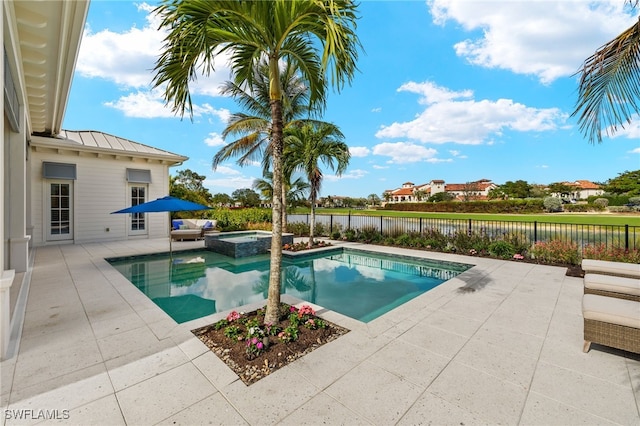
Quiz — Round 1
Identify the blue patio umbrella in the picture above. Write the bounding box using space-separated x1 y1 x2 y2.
112 196 212 255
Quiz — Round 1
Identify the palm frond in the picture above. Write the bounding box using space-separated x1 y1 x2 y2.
572 17 640 144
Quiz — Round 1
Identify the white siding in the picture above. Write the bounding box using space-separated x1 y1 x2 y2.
30 149 172 246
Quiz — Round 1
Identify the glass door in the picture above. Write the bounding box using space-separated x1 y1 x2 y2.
129 185 147 235
48 181 73 241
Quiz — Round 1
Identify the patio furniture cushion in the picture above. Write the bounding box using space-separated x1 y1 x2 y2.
581 259 640 278
582 294 640 329
584 273 640 300
172 219 184 230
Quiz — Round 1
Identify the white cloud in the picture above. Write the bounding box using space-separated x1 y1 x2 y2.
324 169 368 181
629 148 640 154
372 165 389 169
608 117 640 140
399 81 473 105
376 81 566 144
214 165 241 175
205 165 256 191
372 107 382 113
204 176 256 192
104 91 231 120
349 146 371 157
372 142 439 163
428 0 635 84
104 91 175 118
77 2 232 116
204 132 226 147
194 104 231 123
449 150 468 159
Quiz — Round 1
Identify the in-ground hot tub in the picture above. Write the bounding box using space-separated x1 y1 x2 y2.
204 230 294 258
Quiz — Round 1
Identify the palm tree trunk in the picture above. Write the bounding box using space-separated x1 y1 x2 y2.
308 192 316 248
265 58 284 325
281 192 287 233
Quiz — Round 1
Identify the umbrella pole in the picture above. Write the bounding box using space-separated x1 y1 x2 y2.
168 212 173 258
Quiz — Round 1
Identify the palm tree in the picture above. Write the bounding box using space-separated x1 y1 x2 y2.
252 171 310 209
213 60 318 231
152 0 361 324
285 123 350 247
572 2 640 144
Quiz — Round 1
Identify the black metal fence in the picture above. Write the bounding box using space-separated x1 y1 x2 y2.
288 213 640 254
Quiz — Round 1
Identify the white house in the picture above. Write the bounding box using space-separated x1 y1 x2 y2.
30 130 187 246
1 1 187 359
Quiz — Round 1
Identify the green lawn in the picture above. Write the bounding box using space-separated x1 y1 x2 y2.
291 208 640 226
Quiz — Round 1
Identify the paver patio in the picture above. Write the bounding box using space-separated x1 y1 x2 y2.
1 238 638 425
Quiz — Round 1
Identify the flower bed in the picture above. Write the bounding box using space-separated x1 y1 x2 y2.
192 303 349 385
282 240 332 252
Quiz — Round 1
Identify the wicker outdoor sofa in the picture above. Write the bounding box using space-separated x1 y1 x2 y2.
581 259 640 355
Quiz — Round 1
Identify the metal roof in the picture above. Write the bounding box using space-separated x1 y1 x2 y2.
31 130 188 164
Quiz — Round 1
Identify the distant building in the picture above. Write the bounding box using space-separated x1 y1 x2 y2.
384 179 497 203
548 180 604 200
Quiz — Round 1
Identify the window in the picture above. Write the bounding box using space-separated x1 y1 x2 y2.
130 186 146 231
42 162 76 180
126 168 151 183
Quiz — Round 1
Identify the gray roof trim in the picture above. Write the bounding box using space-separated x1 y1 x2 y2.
30 130 189 164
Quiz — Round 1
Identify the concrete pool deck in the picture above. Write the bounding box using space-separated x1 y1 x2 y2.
1 238 639 425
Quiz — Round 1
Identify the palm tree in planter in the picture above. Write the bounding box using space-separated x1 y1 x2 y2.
213 60 323 232
285 123 350 248
152 0 361 325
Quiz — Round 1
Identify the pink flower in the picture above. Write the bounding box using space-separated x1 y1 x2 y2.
513 254 524 260
226 311 240 322
256 342 264 350
298 305 315 316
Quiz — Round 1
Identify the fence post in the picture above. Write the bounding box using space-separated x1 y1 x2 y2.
348 211 351 230
625 224 629 251
306 214 309 225
380 215 383 235
420 217 423 235
467 219 472 236
330 215 333 235
534 221 537 243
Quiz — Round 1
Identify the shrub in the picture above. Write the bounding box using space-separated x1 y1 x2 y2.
488 241 516 259
394 233 412 247
502 232 530 255
543 197 562 212
358 226 383 243
287 222 310 236
628 197 640 206
421 228 448 250
330 230 341 240
207 208 272 231
314 222 328 236
582 243 640 263
530 239 580 265
343 229 357 241
246 221 272 231
593 198 609 208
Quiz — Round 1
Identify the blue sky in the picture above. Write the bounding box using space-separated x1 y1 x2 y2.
63 0 640 198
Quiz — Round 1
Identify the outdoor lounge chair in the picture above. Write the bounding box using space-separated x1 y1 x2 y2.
582 294 640 354
583 273 640 302
582 259 640 355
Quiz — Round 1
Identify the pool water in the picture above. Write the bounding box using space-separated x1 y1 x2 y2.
107 248 471 323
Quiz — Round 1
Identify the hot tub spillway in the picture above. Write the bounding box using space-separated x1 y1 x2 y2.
204 231 294 258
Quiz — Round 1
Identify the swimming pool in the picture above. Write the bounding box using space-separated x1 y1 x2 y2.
107 248 472 324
